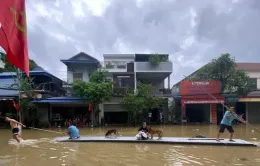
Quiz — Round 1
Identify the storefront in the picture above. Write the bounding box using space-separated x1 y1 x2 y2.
181 96 224 124
180 80 222 124
239 96 260 123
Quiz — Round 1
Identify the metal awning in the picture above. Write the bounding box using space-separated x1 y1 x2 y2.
32 97 86 103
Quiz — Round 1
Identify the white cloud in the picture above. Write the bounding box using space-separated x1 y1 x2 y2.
21 0 260 87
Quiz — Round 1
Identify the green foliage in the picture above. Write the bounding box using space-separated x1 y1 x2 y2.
9 70 37 122
0 54 38 72
89 69 108 83
105 62 114 69
72 80 112 104
192 53 254 95
72 69 113 126
122 82 162 125
148 54 168 66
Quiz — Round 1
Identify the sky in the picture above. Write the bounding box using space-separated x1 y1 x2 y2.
22 0 260 85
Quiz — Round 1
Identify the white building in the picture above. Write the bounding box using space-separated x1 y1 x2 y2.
102 54 173 123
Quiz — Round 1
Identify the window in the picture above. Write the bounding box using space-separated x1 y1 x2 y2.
248 78 257 90
73 72 83 81
117 64 126 69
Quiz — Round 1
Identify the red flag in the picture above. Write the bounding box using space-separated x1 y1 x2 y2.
0 0 29 76
88 104 92 112
12 100 20 111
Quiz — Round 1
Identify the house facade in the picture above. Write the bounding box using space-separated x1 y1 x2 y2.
236 63 260 123
33 53 173 126
101 54 173 124
61 52 101 95
0 68 66 127
33 52 100 127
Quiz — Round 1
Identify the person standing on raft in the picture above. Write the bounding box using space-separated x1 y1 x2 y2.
217 107 246 142
2 116 26 143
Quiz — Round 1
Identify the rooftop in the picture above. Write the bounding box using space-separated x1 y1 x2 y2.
236 63 260 71
61 52 101 67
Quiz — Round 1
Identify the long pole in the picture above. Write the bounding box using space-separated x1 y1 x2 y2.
28 127 65 134
17 68 22 123
183 75 260 133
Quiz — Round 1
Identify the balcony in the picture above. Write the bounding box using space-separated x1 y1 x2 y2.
113 87 134 97
135 62 173 73
103 61 134 73
152 88 172 97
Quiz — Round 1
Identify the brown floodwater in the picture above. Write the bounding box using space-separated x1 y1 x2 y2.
0 125 260 166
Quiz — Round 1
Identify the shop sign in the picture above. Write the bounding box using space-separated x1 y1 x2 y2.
180 80 221 96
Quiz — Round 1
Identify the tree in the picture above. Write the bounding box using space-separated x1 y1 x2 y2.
72 69 112 126
0 52 38 72
9 70 37 124
192 53 255 95
122 82 162 125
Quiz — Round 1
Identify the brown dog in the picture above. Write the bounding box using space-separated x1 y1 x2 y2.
147 126 163 140
105 129 119 138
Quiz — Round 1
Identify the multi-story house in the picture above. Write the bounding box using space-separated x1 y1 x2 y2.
101 54 173 124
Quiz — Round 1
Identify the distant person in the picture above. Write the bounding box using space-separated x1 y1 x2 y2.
148 112 152 123
159 112 163 123
67 122 80 139
136 122 149 140
1 116 26 143
216 107 246 142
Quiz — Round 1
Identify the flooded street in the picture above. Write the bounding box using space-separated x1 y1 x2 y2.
0 125 260 166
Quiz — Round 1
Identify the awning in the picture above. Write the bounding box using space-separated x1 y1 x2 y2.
32 97 86 103
0 89 19 97
182 95 224 104
183 100 224 104
239 98 260 102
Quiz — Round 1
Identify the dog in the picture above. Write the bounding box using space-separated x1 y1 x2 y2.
105 129 119 138
193 134 207 138
147 126 163 140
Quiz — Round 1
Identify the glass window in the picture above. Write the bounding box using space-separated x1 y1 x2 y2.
73 72 83 81
249 78 257 90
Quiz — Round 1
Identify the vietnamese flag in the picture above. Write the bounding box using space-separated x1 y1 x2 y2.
12 100 20 111
0 0 29 76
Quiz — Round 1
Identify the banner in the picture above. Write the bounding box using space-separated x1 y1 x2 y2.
180 80 221 96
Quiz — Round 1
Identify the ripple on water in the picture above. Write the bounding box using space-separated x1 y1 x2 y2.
163 148 221 166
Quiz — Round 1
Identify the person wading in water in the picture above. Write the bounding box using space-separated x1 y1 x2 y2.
2 116 26 143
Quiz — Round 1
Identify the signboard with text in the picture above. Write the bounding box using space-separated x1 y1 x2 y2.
180 80 221 96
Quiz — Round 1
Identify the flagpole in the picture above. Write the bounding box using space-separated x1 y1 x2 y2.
17 68 22 123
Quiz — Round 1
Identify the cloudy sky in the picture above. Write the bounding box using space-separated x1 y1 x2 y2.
25 0 260 86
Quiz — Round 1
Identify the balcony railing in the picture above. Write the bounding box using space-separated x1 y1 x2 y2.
113 87 134 97
152 88 172 97
101 61 134 72
135 62 173 72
